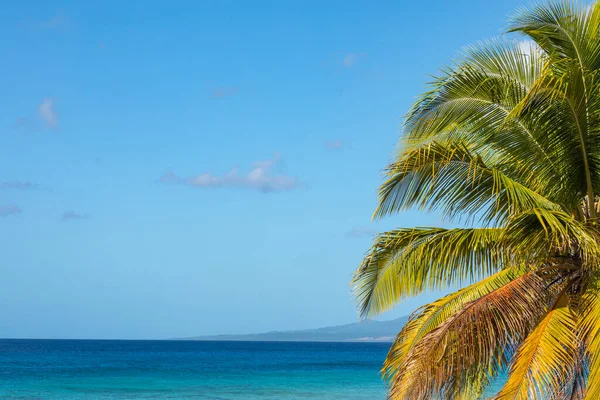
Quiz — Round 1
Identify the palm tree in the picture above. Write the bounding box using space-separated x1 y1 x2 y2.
351 1 600 399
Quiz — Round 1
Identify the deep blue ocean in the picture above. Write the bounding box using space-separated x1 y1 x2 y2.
0 339 504 399
0 340 389 399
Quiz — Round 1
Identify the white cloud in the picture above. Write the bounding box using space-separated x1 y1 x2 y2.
62 211 90 221
342 53 365 67
346 226 377 238
39 98 58 128
0 205 22 217
158 154 299 193
325 139 344 150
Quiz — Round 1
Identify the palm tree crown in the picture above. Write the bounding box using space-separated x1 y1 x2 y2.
352 1 600 399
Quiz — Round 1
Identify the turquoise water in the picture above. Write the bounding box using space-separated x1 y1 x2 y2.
0 340 388 399
0 339 504 399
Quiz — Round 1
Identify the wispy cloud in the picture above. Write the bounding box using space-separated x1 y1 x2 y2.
324 139 345 150
12 98 59 133
0 181 39 191
342 53 366 67
158 154 299 193
13 99 57 133
212 87 240 98
346 226 377 238
0 205 22 218
39 98 58 128
62 211 90 221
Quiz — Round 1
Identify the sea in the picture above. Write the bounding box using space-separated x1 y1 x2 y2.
0 339 504 399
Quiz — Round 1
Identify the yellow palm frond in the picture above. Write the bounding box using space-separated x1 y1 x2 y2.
382 267 526 382
389 272 547 400
579 272 600 399
494 293 578 400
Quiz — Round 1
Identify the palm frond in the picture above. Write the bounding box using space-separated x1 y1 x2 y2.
509 1 600 214
352 227 504 318
494 292 578 400
504 208 600 263
401 40 569 205
547 347 588 400
389 272 548 400
579 272 600 399
509 1 600 71
374 141 562 224
382 267 527 382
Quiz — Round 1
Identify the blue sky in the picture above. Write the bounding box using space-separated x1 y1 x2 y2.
0 0 526 339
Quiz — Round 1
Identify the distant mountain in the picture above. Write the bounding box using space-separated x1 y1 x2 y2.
180 316 409 342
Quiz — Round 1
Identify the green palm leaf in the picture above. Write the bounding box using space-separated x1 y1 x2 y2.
352 227 504 317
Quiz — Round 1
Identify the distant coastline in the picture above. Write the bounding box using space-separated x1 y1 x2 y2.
176 317 408 342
